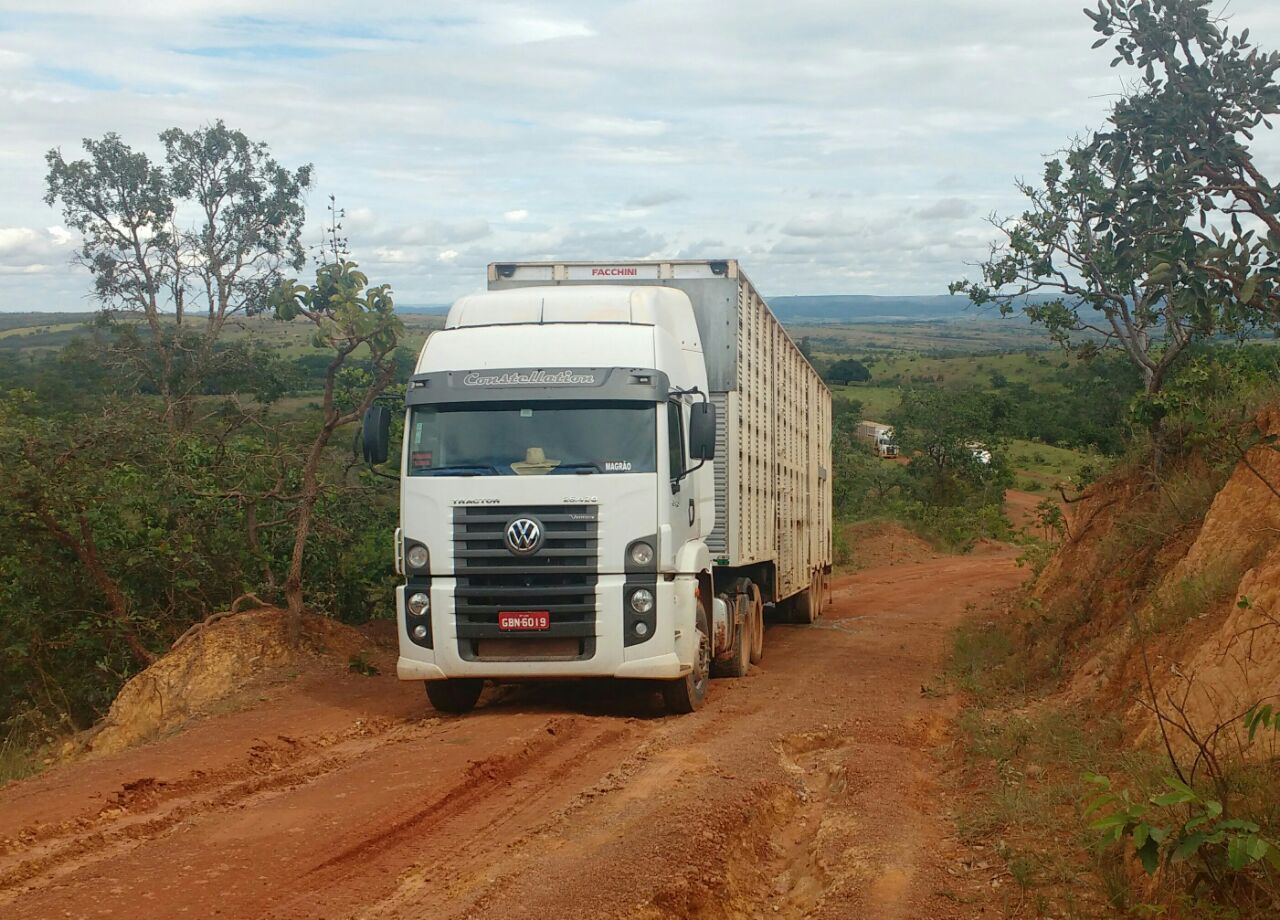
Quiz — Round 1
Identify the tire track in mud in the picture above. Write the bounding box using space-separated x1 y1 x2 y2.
356 681 762 919
359 724 702 918
0 716 427 899
2 550 1028 920
266 715 652 918
0 713 626 911
304 717 586 876
2 718 403 852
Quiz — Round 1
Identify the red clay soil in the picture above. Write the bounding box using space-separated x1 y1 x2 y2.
0 549 1028 919
839 520 937 570
1004 488 1050 531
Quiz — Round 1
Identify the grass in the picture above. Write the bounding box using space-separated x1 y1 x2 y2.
830 382 900 418
0 312 444 361
0 321 86 340
1145 558 1248 633
828 350 1071 422
790 319 1055 355
948 618 1169 916
0 733 41 784
1007 438 1101 486
0 311 90 332
942 450 1280 916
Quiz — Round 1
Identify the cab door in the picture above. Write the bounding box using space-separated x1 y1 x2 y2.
663 398 699 559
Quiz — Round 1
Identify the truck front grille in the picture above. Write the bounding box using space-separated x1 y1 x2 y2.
452 505 598 660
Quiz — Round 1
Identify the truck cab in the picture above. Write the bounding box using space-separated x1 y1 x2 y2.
392 285 718 713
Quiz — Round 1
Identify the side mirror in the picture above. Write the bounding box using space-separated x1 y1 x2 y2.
689 401 717 461
362 405 391 465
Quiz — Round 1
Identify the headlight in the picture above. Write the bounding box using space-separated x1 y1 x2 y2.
406 544 429 570
629 541 654 567
629 588 654 614
407 592 430 616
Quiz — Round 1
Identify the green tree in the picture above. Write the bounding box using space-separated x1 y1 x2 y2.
951 142 1214 397
831 430 910 518
1089 0 1280 318
953 1 1280 399
824 358 872 385
45 123 312 428
888 387 1012 507
271 241 403 643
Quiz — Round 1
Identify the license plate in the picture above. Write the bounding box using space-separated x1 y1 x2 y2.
498 611 550 631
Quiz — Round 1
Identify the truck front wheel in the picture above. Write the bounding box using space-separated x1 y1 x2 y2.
663 603 710 714
748 582 765 664
425 678 484 714
711 593 751 679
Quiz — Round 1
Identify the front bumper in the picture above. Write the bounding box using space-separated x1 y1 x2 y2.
394 576 696 681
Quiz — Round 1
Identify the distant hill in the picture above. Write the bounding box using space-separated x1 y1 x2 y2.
398 295 1018 323
397 304 451 315
765 294 1013 323
2 295 1048 326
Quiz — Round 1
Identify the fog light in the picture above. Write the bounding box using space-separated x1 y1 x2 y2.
629 588 654 614
629 541 654 567
406 544 429 570
634 621 649 637
412 624 428 640
407 592 430 615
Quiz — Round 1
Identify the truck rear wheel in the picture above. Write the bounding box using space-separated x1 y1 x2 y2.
425 678 484 714
791 586 816 624
663 603 710 714
748 582 764 664
711 593 750 679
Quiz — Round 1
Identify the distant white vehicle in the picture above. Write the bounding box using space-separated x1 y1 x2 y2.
966 442 992 465
855 420 898 458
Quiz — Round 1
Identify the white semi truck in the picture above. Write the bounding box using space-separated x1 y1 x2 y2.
362 259 832 714
855 420 898 458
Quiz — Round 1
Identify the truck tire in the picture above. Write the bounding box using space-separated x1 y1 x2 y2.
748 582 764 664
791 587 816 625
425 678 484 714
711 594 750 679
663 603 710 713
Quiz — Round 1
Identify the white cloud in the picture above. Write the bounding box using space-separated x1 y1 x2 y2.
916 198 977 221
486 13 596 45
4 0 1280 310
780 212 861 239
562 116 669 138
624 190 687 209
0 226 76 274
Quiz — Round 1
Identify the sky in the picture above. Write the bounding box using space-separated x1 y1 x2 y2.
2 0 1280 311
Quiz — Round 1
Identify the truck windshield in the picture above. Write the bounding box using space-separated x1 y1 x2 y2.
408 402 657 476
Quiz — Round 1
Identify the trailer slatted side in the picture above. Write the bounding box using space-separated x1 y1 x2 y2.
486 259 832 603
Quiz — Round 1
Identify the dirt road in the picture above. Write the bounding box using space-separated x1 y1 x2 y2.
0 547 1026 919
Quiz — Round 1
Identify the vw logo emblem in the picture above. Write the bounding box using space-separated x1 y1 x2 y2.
504 517 543 555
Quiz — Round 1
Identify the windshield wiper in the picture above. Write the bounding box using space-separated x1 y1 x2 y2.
549 462 601 474
422 464 499 476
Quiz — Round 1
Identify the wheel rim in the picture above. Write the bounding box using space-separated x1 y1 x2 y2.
749 584 763 653
693 623 710 693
